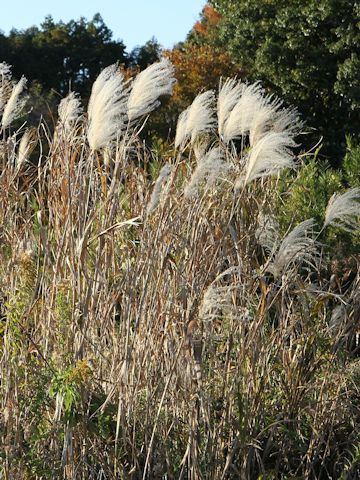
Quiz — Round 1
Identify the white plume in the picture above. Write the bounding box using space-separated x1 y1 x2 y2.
16 129 34 170
255 213 280 256
0 62 11 79
0 86 7 113
272 105 302 136
240 131 297 186
221 82 264 143
328 304 346 334
324 187 360 232
217 78 244 138
58 92 82 134
175 109 189 149
147 164 174 215
175 90 216 148
266 219 319 278
184 147 230 198
2 76 27 129
220 81 301 146
0 64 12 113
249 95 282 147
198 285 234 321
198 266 243 322
87 64 129 151
103 145 115 168
127 58 176 121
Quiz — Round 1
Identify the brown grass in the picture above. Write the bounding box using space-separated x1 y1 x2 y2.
1 82 360 480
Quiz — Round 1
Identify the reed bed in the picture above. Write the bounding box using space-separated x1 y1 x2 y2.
1 60 360 479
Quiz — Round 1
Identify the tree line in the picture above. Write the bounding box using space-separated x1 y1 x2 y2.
2 2 360 161
0 14 163 95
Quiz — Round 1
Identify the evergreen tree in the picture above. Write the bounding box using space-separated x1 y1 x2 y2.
1 14 128 97
209 0 360 160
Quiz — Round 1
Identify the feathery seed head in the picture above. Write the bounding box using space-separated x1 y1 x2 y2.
147 163 174 215
0 62 11 80
255 213 280 256
87 64 130 151
193 139 210 162
58 91 83 134
220 80 301 146
188 90 216 145
0 64 12 113
0 86 7 113
16 129 35 170
272 105 302 136
221 82 264 143
324 187 360 232
175 90 216 148
266 218 320 278
184 147 229 199
217 78 244 138
199 285 233 321
127 58 176 121
175 108 189 149
1 76 27 129
103 144 115 168
328 304 346 334
241 131 297 186
199 266 242 322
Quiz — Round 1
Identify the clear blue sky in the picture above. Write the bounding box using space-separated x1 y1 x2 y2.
0 0 207 52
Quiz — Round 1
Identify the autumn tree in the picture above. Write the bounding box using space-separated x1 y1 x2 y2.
142 5 244 142
187 4 224 49
136 43 244 143
165 45 244 111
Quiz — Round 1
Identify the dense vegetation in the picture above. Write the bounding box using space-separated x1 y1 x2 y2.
1 3 360 479
0 15 162 127
205 0 360 161
2 2 360 160
0 15 163 97
1 54 360 478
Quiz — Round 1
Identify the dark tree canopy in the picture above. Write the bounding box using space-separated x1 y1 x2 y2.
209 0 360 160
0 14 128 97
129 37 161 70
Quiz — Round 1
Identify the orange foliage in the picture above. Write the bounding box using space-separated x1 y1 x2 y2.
140 45 245 141
203 4 222 23
194 21 207 35
194 4 222 36
127 5 242 141
164 45 245 110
